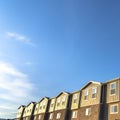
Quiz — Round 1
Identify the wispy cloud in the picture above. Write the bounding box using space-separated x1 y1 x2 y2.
6 32 35 47
0 61 34 118
25 61 32 65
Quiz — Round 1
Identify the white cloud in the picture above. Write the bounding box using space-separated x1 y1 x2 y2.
0 61 34 118
6 32 35 46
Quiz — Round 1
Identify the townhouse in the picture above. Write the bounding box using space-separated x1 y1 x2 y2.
69 90 81 120
33 97 49 120
79 81 103 120
53 92 70 120
47 97 56 120
16 105 25 120
16 77 120 120
106 78 120 120
22 102 35 120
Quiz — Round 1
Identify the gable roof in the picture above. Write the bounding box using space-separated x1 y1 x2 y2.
38 96 49 103
27 101 36 107
104 77 120 84
81 81 102 90
56 91 70 98
18 105 26 109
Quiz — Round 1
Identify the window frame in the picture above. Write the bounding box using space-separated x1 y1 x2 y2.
92 87 97 99
56 113 61 119
72 111 78 118
110 104 118 114
85 108 91 116
110 82 116 95
84 89 89 100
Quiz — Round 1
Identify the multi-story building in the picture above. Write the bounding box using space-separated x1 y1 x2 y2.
16 105 25 120
106 78 120 120
22 102 35 120
16 77 120 120
79 81 103 120
69 90 81 120
53 92 70 120
47 97 56 120
33 97 49 120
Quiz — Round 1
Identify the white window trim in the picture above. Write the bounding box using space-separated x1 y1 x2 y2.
56 113 61 119
84 89 89 100
92 87 97 99
49 113 53 119
110 82 116 95
72 111 77 118
110 104 118 114
85 108 91 116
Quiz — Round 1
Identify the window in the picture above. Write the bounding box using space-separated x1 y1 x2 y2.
56 113 61 119
35 107 38 111
84 90 89 100
51 100 55 107
73 94 78 103
110 104 118 114
40 103 42 109
34 116 37 120
43 102 46 109
72 111 77 118
49 113 53 119
92 87 97 98
85 108 91 116
38 115 42 120
57 98 60 106
110 82 116 95
62 96 66 105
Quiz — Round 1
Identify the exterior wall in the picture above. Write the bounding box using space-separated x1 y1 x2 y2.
46 112 54 120
23 116 33 120
38 98 49 114
33 113 46 120
69 109 79 120
79 104 100 120
52 109 69 120
48 98 56 112
34 103 40 115
22 103 35 119
108 102 120 120
81 83 101 107
107 80 120 103
23 107 27 118
70 91 80 110
55 93 69 111
16 106 25 119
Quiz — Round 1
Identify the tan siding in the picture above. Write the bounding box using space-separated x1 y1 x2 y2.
16 106 24 118
80 83 101 107
55 93 69 111
71 91 80 110
107 80 120 103
48 98 56 112
38 98 49 114
23 107 27 117
34 103 40 115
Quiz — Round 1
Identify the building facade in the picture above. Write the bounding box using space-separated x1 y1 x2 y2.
69 90 80 120
79 81 103 120
106 78 120 120
53 92 70 120
16 105 25 120
33 97 49 120
47 97 56 120
22 102 35 120
16 77 120 120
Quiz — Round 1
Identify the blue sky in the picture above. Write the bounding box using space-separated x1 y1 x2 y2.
0 0 120 118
